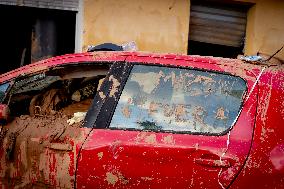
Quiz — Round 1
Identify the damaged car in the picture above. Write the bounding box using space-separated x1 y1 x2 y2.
0 51 283 188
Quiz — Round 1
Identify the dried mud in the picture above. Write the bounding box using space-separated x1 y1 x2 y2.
0 99 92 188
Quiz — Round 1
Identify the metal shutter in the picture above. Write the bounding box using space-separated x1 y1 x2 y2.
189 2 247 47
0 0 78 11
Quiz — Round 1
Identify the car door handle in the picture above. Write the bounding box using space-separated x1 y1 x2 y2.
194 157 231 168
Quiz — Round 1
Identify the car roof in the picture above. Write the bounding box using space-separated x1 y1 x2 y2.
0 51 267 83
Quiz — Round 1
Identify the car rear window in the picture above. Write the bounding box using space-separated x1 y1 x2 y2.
109 65 247 134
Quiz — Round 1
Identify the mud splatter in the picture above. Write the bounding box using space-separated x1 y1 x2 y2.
192 106 207 129
118 172 129 185
122 105 131 118
163 104 173 117
190 75 215 85
144 134 157 144
109 75 120 99
0 113 89 188
193 143 199 150
149 102 158 115
99 91 106 99
97 152 104 160
135 132 147 143
105 172 118 186
141 176 153 181
260 127 274 143
161 135 175 145
135 132 157 145
175 104 186 122
97 78 105 91
259 78 273 126
105 170 129 186
215 107 227 120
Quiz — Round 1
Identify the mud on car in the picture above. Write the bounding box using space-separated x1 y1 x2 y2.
0 51 283 188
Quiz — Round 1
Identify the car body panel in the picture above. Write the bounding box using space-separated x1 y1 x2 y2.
229 66 284 188
76 55 262 188
0 123 91 188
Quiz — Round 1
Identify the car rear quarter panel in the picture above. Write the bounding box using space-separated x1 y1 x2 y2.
230 66 284 188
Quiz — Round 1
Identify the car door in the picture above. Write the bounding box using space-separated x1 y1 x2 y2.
0 59 123 188
76 57 259 189
0 72 95 188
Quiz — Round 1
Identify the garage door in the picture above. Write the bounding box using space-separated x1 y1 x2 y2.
189 2 248 47
0 0 78 11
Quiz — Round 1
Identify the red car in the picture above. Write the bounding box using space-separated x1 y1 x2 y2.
0 51 283 188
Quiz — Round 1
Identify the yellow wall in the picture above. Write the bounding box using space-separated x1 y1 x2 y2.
245 0 284 60
83 0 284 60
83 0 190 54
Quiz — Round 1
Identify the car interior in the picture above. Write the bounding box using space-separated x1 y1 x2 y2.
6 63 110 119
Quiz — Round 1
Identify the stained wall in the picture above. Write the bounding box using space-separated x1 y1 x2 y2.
82 0 284 60
83 0 190 54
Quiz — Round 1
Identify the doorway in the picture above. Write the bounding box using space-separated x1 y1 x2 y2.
188 0 251 58
0 5 76 74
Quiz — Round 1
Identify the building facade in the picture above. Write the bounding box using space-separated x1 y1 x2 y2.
0 0 283 74
81 0 284 60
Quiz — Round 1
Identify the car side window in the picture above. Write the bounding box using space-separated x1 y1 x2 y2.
0 82 10 103
109 65 246 134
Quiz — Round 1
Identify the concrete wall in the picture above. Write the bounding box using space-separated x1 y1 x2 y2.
245 0 284 60
82 0 284 60
83 0 190 54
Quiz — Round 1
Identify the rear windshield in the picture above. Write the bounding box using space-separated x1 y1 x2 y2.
109 65 247 135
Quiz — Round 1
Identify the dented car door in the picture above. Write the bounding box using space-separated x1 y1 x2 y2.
77 58 260 188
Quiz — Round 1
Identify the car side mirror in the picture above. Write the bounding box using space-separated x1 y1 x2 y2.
0 104 10 124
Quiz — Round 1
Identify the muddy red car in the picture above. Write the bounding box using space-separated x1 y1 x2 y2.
0 51 283 188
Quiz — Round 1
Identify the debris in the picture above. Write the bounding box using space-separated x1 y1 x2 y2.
239 55 263 62
121 41 138 51
71 91 81 102
67 112 87 125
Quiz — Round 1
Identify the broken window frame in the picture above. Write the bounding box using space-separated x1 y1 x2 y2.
4 62 111 95
2 61 112 119
94 62 248 136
